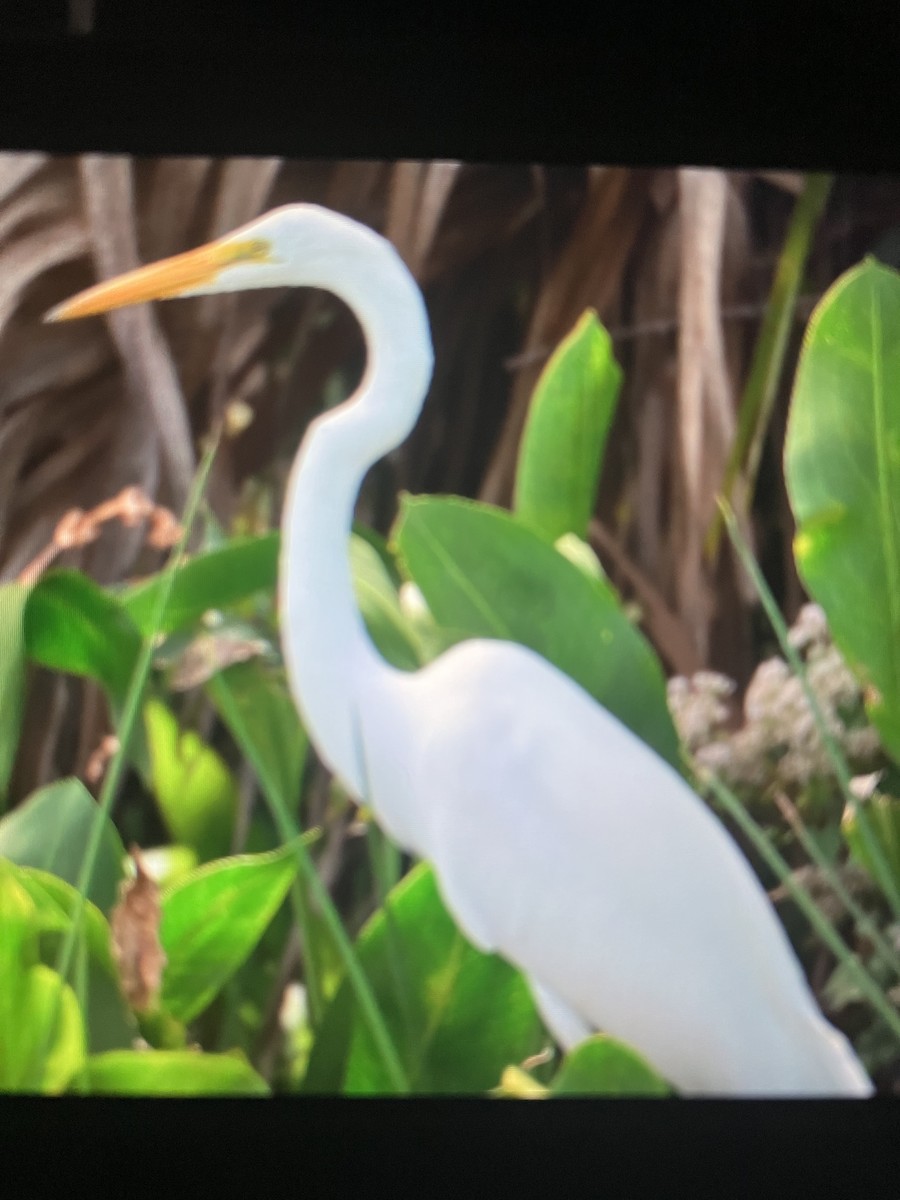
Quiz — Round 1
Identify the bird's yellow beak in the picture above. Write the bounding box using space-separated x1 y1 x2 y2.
45 236 274 322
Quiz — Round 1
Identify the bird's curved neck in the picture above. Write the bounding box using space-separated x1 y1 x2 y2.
278 233 433 800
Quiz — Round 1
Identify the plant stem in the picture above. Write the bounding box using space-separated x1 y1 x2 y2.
206 670 326 1030
40 434 221 1074
721 499 900 920
705 173 833 561
703 771 900 1046
771 789 900 983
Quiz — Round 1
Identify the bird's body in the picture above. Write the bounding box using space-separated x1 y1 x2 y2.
49 203 873 1096
345 636 871 1095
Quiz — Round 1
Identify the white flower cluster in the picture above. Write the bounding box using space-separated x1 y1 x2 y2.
667 605 882 791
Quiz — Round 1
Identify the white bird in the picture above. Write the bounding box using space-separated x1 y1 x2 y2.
48 203 873 1096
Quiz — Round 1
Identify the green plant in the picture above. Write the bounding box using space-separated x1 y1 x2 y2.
1 291 899 1095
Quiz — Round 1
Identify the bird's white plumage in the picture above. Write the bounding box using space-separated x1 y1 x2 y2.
363 638 871 1094
52 203 873 1096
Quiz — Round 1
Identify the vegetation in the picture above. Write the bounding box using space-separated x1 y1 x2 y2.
0 158 899 1093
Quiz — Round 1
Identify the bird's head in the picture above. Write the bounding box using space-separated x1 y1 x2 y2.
44 204 382 323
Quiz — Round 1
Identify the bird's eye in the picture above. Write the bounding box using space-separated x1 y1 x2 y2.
225 237 276 266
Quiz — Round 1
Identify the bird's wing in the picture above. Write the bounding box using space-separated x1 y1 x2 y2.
403 639 841 1091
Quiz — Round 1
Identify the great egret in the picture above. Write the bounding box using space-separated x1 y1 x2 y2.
48 204 873 1096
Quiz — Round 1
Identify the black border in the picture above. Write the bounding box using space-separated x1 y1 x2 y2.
4 1095 899 1195
0 5 898 168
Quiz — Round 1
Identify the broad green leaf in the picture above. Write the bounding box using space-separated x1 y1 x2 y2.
550 1034 671 1096
144 698 237 862
514 310 622 543
0 864 86 1093
352 522 404 585
785 258 900 761
554 532 606 581
0 861 35 1059
17 866 115 975
0 778 125 911
394 496 679 767
206 660 307 818
0 581 29 804
303 863 544 1094
6 965 86 1093
351 533 421 670
159 840 302 1024
2 862 134 1055
395 581 467 666
122 533 279 635
80 1049 269 1096
24 570 142 713
80 965 136 1054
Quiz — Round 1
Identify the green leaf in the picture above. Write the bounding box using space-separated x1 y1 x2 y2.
80 966 137 1055
24 570 142 713
494 1065 550 1097
129 844 198 886
144 697 237 862
4 863 135 1056
80 1049 269 1096
0 864 86 1093
352 522 405 585
0 860 36 1051
785 258 900 762
8 965 86 1093
351 533 422 670
842 791 900 899
304 863 544 1094
122 534 279 636
554 532 607 582
206 659 307 818
0 581 30 804
0 778 126 911
394 496 679 766
136 1007 189 1051
709 173 833 558
159 840 303 1024
514 310 622 543
17 866 115 975
549 1034 672 1096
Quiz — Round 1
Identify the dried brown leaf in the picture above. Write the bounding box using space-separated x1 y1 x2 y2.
325 161 389 221
626 174 681 581
386 161 461 275
168 631 268 691
0 172 75 248
141 156 214 261
755 171 805 196
0 153 49 209
193 157 282 338
0 216 89 343
0 318 108 412
480 168 651 506
84 734 119 786
386 161 426 265
206 157 281 240
677 168 732 527
110 846 167 1013
675 169 751 659
78 155 195 505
